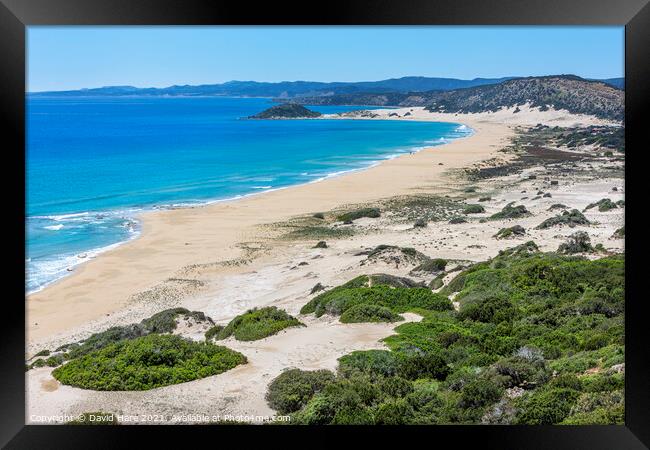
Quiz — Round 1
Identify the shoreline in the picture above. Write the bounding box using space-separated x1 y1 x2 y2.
26 118 471 296
27 105 615 344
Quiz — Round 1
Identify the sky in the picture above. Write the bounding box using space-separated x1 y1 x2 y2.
27 26 624 92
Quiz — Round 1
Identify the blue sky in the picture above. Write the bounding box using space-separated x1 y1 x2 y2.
27 26 624 92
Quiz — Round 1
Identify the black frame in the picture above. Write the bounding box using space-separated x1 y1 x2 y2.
2 0 648 447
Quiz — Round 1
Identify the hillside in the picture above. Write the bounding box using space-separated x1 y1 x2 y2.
425 76 624 121
248 103 322 119
28 75 622 98
293 76 624 121
29 76 514 97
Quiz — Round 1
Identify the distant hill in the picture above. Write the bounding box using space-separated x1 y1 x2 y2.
28 76 520 97
292 75 624 121
424 75 624 121
249 103 321 119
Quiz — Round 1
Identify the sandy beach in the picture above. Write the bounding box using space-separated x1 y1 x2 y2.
26 105 624 423
27 105 617 345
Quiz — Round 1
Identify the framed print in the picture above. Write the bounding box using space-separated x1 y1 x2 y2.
1 0 649 447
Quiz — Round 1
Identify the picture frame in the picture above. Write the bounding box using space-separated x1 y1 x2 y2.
2 0 648 447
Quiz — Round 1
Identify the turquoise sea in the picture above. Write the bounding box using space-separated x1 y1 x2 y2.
26 97 471 293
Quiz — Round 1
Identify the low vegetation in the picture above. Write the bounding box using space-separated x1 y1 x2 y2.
52 334 247 391
28 308 214 369
536 209 590 229
463 204 486 214
301 274 451 320
274 244 624 424
336 208 380 222
211 306 303 341
493 225 526 239
266 369 336 414
557 231 594 254
585 198 618 212
489 203 530 220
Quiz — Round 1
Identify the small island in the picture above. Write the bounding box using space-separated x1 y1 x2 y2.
248 103 322 119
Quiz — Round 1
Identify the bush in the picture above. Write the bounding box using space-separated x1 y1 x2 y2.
397 352 450 381
493 225 526 239
340 303 403 323
378 376 414 398
337 208 380 222
557 231 594 254
266 369 336 414
536 209 590 229
492 353 550 389
463 204 485 214
489 203 530 220
410 258 448 274
205 325 224 342
585 198 617 212
458 378 504 409
515 388 580 424
312 212 325 219
449 216 467 224
338 350 400 379
458 296 516 324
214 307 303 341
373 398 415 424
313 241 328 248
303 285 451 319
52 334 247 391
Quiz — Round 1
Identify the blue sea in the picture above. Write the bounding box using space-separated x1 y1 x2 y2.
26 97 472 293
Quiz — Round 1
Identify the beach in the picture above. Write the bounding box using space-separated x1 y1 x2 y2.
26 106 624 423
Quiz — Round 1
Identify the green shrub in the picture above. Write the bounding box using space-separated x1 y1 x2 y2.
303 285 451 319
214 307 303 341
338 350 400 379
458 296 516 324
557 231 594 254
489 203 530 220
337 208 380 222
378 376 414 398
45 354 66 367
536 209 590 229
397 352 450 381
410 258 448 274
612 226 624 238
331 407 375 425
266 369 336 414
585 198 617 212
458 378 504 409
449 216 467 224
340 303 403 323
492 351 550 389
205 325 224 341
52 334 247 391
493 225 526 239
373 398 415 424
515 388 581 424
463 204 485 214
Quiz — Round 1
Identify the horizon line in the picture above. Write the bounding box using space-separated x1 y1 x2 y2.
27 73 625 94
